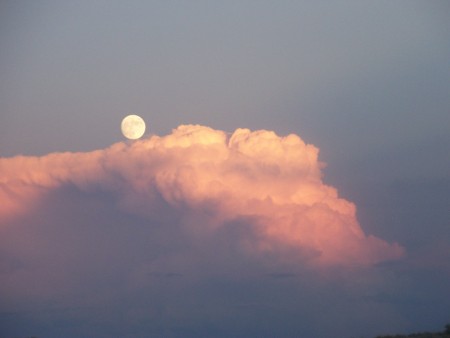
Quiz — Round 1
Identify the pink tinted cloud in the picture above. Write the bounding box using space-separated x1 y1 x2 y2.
0 124 404 266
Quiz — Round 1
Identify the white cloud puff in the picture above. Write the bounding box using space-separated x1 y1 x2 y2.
0 124 404 266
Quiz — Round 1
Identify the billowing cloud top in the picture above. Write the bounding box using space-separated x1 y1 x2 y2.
0 125 404 266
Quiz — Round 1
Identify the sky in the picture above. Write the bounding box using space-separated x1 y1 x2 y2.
1 1 449 337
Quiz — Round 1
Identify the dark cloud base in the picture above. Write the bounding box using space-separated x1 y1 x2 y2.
0 183 418 338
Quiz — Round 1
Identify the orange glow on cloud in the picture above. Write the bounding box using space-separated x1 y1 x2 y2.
0 125 404 266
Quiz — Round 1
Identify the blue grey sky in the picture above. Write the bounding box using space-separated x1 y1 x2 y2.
1 1 449 337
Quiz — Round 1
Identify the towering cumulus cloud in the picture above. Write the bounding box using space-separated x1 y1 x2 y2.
0 125 403 267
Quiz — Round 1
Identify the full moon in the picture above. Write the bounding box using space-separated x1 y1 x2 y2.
121 115 146 140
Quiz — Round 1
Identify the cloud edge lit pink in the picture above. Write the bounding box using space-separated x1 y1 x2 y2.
0 124 405 267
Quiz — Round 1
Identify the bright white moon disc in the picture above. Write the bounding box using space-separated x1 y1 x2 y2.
121 115 146 140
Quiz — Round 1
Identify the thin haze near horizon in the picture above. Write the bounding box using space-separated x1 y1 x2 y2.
1 1 450 338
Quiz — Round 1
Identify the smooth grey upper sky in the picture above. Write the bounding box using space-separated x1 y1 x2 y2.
2 1 448 156
1 1 449 337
